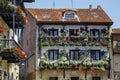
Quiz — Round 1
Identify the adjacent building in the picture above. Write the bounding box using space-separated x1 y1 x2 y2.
112 29 120 80
0 0 35 80
22 5 113 80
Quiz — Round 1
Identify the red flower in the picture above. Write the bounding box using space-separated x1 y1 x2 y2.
56 67 60 73
0 27 4 33
90 67 95 72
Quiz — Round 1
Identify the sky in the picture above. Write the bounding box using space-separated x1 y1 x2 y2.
25 0 120 28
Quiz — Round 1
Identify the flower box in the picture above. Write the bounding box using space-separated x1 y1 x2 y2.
100 41 108 46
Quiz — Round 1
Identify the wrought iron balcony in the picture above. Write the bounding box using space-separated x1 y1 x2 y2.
0 0 27 28
0 39 27 63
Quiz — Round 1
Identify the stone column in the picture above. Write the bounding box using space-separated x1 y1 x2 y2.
2 60 8 80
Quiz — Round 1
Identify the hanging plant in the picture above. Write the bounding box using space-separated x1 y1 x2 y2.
43 29 48 33
101 28 107 33
7 2 15 9
80 27 84 32
41 42 49 46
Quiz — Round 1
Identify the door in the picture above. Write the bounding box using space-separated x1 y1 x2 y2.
71 77 79 80
92 77 100 80
49 77 58 80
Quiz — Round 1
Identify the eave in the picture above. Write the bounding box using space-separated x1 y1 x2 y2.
37 21 113 26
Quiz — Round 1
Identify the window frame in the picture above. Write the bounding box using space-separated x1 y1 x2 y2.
65 12 75 19
71 77 79 80
48 28 58 36
69 29 79 36
90 29 100 42
90 50 101 60
69 50 80 60
49 77 58 80
92 77 101 80
117 41 120 47
48 50 59 60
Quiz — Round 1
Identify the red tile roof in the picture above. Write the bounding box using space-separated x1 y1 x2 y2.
112 28 120 34
26 6 113 24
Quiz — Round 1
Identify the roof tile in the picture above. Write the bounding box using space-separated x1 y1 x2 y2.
26 7 113 23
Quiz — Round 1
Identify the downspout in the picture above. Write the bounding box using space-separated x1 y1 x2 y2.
108 27 114 80
111 33 114 80
35 24 39 80
13 0 16 41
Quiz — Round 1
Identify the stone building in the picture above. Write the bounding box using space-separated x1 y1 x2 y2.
112 29 120 80
22 5 113 80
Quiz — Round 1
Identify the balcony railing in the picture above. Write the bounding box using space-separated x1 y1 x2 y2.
40 36 110 47
0 39 26 62
0 0 22 8
39 57 109 71
0 0 27 25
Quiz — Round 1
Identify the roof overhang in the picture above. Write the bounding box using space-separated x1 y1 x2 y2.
23 0 35 2
37 21 113 26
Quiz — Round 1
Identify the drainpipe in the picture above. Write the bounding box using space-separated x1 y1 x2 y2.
13 0 16 40
108 36 113 80
35 25 39 80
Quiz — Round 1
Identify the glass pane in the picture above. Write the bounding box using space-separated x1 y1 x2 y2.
70 51 74 60
75 51 79 60
49 29 53 36
117 41 120 47
96 51 100 60
65 13 74 18
49 51 54 60
54 50 58 60
54 29 58 36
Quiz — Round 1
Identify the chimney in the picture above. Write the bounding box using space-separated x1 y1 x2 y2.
89 4 92 11
97 5 101 10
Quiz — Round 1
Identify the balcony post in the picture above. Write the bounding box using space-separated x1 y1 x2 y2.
85 68 87 80
12 0 16 40
63 61 66 80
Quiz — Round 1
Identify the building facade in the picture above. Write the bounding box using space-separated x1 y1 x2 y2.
0 0 34 79
112 29 120 80
23 5 113 80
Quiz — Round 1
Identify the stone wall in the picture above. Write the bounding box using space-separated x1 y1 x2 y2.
36 69 108 80
22 10 37 80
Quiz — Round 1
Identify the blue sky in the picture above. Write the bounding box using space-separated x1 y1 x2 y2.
25 0 120 28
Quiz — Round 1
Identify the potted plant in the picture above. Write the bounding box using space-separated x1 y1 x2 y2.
69 41 74 46
3 46 13 52
101 28 106 33
100 41 107 46
49 42 54 46
41 42 49 46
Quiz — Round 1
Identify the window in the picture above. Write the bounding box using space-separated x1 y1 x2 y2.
71 77 79 80
91 50 100 60
65 13 75 19
92 77 100 80
48 29 58 36
49 77 58 80
69 50 80 60
48 50 59 60
90 29 100 41
69 29 79 36
117 41 120 47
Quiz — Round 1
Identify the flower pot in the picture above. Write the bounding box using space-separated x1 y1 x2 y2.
100 41 107 46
